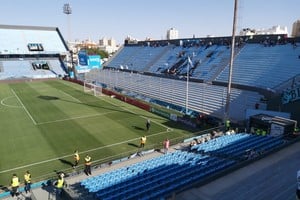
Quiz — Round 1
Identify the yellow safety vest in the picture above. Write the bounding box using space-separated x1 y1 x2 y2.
74 153 80 161
141 137 146 144
85 156 91 165
56 178 64 188
11 177 20 187
24 173 31 183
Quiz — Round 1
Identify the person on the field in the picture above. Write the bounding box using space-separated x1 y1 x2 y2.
146 119 151 131
73 150 80 169
11 173 20 197
140 135 147 148
24 170 32 194
84 154 92 176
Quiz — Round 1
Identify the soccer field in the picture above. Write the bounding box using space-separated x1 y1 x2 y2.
0 79 191 186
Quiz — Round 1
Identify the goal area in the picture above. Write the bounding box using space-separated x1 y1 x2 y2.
83 80 103 97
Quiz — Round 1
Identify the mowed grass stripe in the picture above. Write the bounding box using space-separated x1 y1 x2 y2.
36 111 117 125
0 80 186 186
10 82 72 123
11 81 111 123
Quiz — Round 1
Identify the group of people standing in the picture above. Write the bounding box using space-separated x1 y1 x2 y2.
53 150 92 197
8 118 171 198
141 118 170 154
10 171 31 198
73 150 92 176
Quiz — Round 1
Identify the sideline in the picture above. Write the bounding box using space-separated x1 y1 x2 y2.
0 129 172 174
11 89 37 125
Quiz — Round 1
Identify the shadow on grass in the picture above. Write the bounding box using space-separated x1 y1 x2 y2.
38 95 60 100
128 143 139 148
132 125 145 131
58 159 73 167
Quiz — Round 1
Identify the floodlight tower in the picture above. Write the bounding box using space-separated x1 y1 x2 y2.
63 3 72 44
63 3 76 78
224 0 238 125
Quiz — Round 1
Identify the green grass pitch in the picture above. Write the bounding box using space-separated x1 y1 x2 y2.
0 79 192 186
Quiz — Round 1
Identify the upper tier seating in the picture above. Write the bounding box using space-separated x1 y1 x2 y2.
0 28 67 54
215 43 300 89
105 42 300 90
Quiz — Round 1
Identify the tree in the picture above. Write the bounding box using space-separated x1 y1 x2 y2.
85 48 108 59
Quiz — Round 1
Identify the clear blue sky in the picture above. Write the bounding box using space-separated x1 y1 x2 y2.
0 0 298 44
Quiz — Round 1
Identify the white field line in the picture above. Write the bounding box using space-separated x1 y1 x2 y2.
0 129 171 174
37 111 116 125
101 96 172 130
11 89 37 125
0 96 22 108
59 90 81 103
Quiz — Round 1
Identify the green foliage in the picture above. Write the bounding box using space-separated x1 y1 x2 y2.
85 48 109 58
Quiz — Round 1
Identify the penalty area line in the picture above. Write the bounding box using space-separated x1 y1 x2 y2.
11 89 37 125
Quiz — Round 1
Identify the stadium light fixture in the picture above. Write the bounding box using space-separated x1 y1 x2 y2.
63 3 72 43
63 3 76 79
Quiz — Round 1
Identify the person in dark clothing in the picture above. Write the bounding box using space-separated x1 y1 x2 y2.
24 170 31 194
84 154 92 176
146 119 151 131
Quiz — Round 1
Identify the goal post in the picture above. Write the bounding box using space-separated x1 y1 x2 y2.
83 80 102 97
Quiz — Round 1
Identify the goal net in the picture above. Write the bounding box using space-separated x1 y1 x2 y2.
84 80 102 97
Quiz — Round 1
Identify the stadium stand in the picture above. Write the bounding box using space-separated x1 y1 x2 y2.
86 69 265 122
66 133 285 200
104 37 300 91
215 43 300 89
0 25 68 80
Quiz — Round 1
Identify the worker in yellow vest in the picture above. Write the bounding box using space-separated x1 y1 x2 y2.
55 172 65 197
73 150 80 169
140 136 147 148
24 170 31 194
11 173 20 197
84 154 92 176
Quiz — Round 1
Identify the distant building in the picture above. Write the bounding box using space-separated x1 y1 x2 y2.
240 25 288 36
99 37 119 54
291 20 300 37
124 35 139 45
166 28 179 40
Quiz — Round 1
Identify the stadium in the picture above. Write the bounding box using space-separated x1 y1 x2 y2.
0 10 300 200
